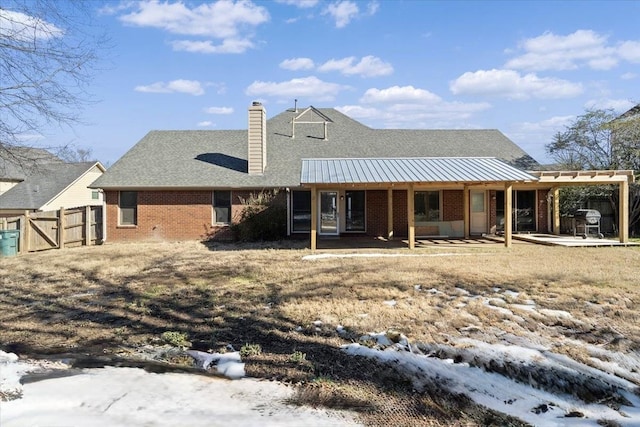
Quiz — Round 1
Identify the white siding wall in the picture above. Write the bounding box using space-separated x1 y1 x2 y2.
0 180 19 196
40 166 104 211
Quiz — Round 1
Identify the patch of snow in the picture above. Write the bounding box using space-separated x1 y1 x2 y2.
343 341 640 426
483 301 514 317
538 309 573 319
511 304 538 312
186 350 245 379
503 290 520 299
454 287 471 296
383 299 397 307
426 288 443 295
336 325 346 335
313 320 323 327
1 366 362 427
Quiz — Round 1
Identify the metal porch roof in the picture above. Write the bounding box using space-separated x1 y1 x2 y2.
300 157 538 184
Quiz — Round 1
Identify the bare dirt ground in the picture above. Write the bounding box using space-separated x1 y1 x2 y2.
1 240 639 426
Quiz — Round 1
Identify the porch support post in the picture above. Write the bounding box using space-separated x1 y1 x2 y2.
463 184 470 239
387 188 394 240
407 184 415 249
310 186 317 252
504 182 513 247
619 179 629 243
552 187 560 235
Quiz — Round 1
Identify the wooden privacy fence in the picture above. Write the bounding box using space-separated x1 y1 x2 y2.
0 206 103 253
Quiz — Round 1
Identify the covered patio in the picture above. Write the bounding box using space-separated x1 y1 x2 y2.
301 158 635 252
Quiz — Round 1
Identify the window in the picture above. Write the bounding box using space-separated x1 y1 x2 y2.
496 190 536 232
414 191 440 222
291 191 311 232
213 191 231 224
345 191 365 231
119 191 137 226
91 190 100 200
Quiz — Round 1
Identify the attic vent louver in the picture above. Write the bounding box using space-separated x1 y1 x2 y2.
290 106 333 141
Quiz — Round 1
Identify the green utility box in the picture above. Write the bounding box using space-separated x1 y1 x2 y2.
0 230 20 257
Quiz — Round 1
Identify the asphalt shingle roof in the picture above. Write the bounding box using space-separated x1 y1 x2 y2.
92 107 539 189
0 162 98 210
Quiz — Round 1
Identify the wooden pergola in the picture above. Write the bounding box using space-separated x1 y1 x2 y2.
528 170 635 244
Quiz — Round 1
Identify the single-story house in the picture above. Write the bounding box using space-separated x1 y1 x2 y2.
91 104 634 249
0 149 105 216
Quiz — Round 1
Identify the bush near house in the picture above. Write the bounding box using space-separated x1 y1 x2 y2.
230 190 287 242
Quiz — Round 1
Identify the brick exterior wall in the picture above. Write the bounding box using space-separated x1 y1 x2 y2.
365 190 388 237
537 189 549 233
105 189 287 242
105 190 213 241
392 190 408 237
442 190 463 221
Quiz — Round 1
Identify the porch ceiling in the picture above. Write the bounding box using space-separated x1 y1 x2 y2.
300 157 538 185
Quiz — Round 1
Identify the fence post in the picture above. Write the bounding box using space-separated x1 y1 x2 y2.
85 205 91 246
22 210 30 253
59 207 65 249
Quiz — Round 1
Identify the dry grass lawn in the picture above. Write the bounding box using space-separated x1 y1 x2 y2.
1 240 639 426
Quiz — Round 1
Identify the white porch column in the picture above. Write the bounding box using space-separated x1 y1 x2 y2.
504 183 513 247
619 179 629 243
310 186 317 252
387 188 394 240
407 184 415 249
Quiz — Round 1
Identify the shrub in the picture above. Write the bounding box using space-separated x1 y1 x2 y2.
161 331 191 348
240 343 262 357
231 190 287 241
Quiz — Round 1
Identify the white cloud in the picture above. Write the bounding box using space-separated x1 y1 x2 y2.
515 115 575 133
245 76 351 102
621 72 638 80
323 1 359 28
337 84 491 128
197 121 214 127
450 69 583 100
118 0 269 54
505 30 640 71
280 57 315 70
204 107 234 114
0 9 64 41
171 38 254 54
134 79 206 96
584 98 635 112
618 40 640 63
360 86 441 104
318 56 393 77
275 0 319 8
367 1 379 15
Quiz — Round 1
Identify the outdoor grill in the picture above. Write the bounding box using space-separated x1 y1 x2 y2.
573 209 604 239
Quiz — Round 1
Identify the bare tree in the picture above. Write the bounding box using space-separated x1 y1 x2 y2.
0 0 105 165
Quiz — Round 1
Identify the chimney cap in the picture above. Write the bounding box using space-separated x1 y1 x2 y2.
252 101 262 106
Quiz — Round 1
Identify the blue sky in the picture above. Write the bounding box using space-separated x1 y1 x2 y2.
22 0 640 165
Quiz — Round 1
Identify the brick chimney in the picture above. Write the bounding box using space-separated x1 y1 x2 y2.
248 102 266 175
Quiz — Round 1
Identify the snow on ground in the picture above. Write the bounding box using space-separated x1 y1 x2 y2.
1 350 360 427
4 282 640 426
343 339 640 426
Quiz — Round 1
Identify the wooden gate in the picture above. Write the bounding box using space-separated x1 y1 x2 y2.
0 206 103 253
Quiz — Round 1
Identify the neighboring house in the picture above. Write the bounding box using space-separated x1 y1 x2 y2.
91 103 634 247
0 152 105 216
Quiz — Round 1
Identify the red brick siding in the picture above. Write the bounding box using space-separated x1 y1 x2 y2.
537 189 549 233
442 190 463 221
393 190 408 237
106 191 213 241
488 190 498 234
365 190 388 237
